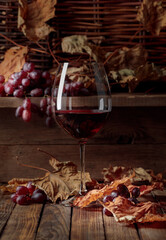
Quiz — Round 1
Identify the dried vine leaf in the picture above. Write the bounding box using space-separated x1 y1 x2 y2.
137 0 166 36
101 196 166 223
0 157 92 203
106 45 148 71
0 46 28 81
18 0 57 41
102 166 153 184
61 35 98 61
73 175 134 208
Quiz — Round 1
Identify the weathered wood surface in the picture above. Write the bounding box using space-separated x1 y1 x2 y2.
0 96 166 181
0 191 166 240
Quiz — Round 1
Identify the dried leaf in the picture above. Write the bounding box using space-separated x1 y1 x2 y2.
106 45 148 71
61 35 98 61
128 182 164 196
1 157 92 203
102 166 153 185
137 0 166 36
0 46 28 81
101 196 166 223
73 175 134 208
18 0 57 41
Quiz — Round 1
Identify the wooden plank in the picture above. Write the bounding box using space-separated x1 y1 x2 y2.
103 215 140 240
0 203 43 240
0 144 166 182
71 207 105 240
36 204 71 240
0 95 166 108
0 107 166 145
0 194 15 236
137 191 166 240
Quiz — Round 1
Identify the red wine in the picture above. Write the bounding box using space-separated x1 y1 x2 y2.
55 110 110 140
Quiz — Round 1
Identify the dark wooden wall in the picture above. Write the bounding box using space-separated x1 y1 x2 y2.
0 94 166 182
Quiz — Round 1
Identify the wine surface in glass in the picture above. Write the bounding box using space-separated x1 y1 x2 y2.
55 109 110 140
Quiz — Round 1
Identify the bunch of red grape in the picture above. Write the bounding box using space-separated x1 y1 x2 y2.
0 62 55 127
103 184 140 216
11 182 48 205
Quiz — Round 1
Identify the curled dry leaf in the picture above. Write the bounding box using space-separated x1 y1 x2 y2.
137 0 166 36
102 166 153 185
0 157 92 203
0 46 28 81
106 45 148 71
101 196 166 223
18 0 57 41
73 174 134 208
128 182 164 196
61 35 98 61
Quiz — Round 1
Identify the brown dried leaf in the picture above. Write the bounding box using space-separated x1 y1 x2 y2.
73 175 134 208
18 0 57 41
106 45 148 71
0 46 28 81
128 182 164 196
101 196 166 223
137 0 166 36
1 157 92 203
102 166 153 185
61 35 98 61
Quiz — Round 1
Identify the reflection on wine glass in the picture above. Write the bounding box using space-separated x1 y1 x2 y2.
51 60 112 205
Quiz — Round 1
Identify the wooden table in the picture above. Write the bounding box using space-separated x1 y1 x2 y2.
0 190 166 240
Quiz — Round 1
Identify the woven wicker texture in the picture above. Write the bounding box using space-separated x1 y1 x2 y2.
0 0 166 67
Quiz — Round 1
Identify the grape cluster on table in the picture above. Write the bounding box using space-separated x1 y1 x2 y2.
11 182 48 205
0 62 54 127
103 184 140 217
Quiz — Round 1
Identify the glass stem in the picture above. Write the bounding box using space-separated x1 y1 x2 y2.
79 141 87 195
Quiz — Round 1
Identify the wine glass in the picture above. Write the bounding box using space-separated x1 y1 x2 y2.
51 60 112 205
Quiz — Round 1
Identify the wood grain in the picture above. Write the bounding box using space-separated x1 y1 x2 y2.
0 203 43 240
71 207 105 240
36 204 71 240
0 194 15 236
0 144 166 182
103 215 139 240
0 107 166 145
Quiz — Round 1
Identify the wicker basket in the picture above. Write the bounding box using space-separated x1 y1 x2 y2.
0 0 166 68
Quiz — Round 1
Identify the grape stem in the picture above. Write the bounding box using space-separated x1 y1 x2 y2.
16 156 50 173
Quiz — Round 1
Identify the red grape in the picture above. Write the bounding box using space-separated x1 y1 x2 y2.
23 62 35 72
44 87 51 96
131 187 140 198
40 98 47 112
46 105 52 116
29 70 41 82
30 88 43 97
46 96 51 105
4 82 14 95
103 207 113 217
11 193 18 203
0 83 4 94
117 184 130 198
27 182 36 195
0 75 5 83
16 195 31 205
19 70 27 79
22 98 31 110
22 109 32 122
15 106 24 118
16 186 29 195
103 190 119 203
31 189 47 203
22 77 30 87
42 71 51 80
13 89 24 98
